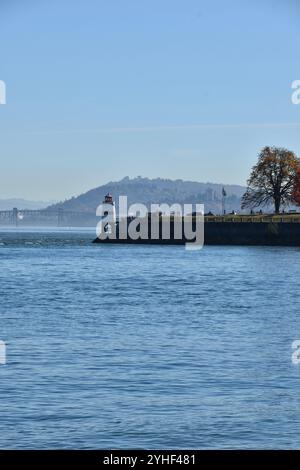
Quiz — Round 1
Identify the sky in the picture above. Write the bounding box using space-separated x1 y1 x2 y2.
0 0 300 200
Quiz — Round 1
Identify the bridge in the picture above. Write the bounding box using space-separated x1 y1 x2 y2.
0 208 95 226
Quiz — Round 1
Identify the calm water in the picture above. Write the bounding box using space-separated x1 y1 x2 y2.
0 229 300 449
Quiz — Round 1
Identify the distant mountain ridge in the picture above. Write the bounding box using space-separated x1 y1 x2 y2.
48 177 247 214
0 198 55 211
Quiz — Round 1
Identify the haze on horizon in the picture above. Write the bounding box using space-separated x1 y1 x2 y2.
0 0 300 200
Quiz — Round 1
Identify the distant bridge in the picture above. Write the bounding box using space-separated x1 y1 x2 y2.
0 208 95 226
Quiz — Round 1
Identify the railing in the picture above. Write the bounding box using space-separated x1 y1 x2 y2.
205 216 300 223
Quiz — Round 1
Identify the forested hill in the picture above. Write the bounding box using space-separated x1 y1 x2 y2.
47 177 246 214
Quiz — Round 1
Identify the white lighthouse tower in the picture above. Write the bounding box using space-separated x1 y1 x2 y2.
103 193 116 232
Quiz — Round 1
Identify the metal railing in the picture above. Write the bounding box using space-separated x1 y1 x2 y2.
204 216 300 223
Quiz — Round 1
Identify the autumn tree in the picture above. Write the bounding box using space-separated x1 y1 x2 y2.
293 167 300 206
241 146 299 214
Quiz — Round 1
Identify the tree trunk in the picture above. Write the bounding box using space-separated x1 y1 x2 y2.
274 197 281 214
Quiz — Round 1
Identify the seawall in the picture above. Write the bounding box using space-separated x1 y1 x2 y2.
93 220 300 246
204 221 300 246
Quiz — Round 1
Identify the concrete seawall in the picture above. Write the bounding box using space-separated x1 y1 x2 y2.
204 221 300 246
93 220 300 246
94 218 300 246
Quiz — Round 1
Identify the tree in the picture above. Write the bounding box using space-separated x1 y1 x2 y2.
293 167 300 206
241 146 300 214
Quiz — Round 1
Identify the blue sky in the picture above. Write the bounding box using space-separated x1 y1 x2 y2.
0 0 299 200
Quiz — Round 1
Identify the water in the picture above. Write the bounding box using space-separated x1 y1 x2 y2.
0 229 300 449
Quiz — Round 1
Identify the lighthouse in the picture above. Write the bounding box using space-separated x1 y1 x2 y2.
102 193 116 232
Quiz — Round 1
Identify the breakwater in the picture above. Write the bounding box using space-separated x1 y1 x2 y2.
204 220 300 246
93 217 300 246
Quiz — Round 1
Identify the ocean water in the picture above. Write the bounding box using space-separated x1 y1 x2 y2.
0 229 300 449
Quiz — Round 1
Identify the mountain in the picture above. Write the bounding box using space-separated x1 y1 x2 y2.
47 177 246 215
0 198 56 211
